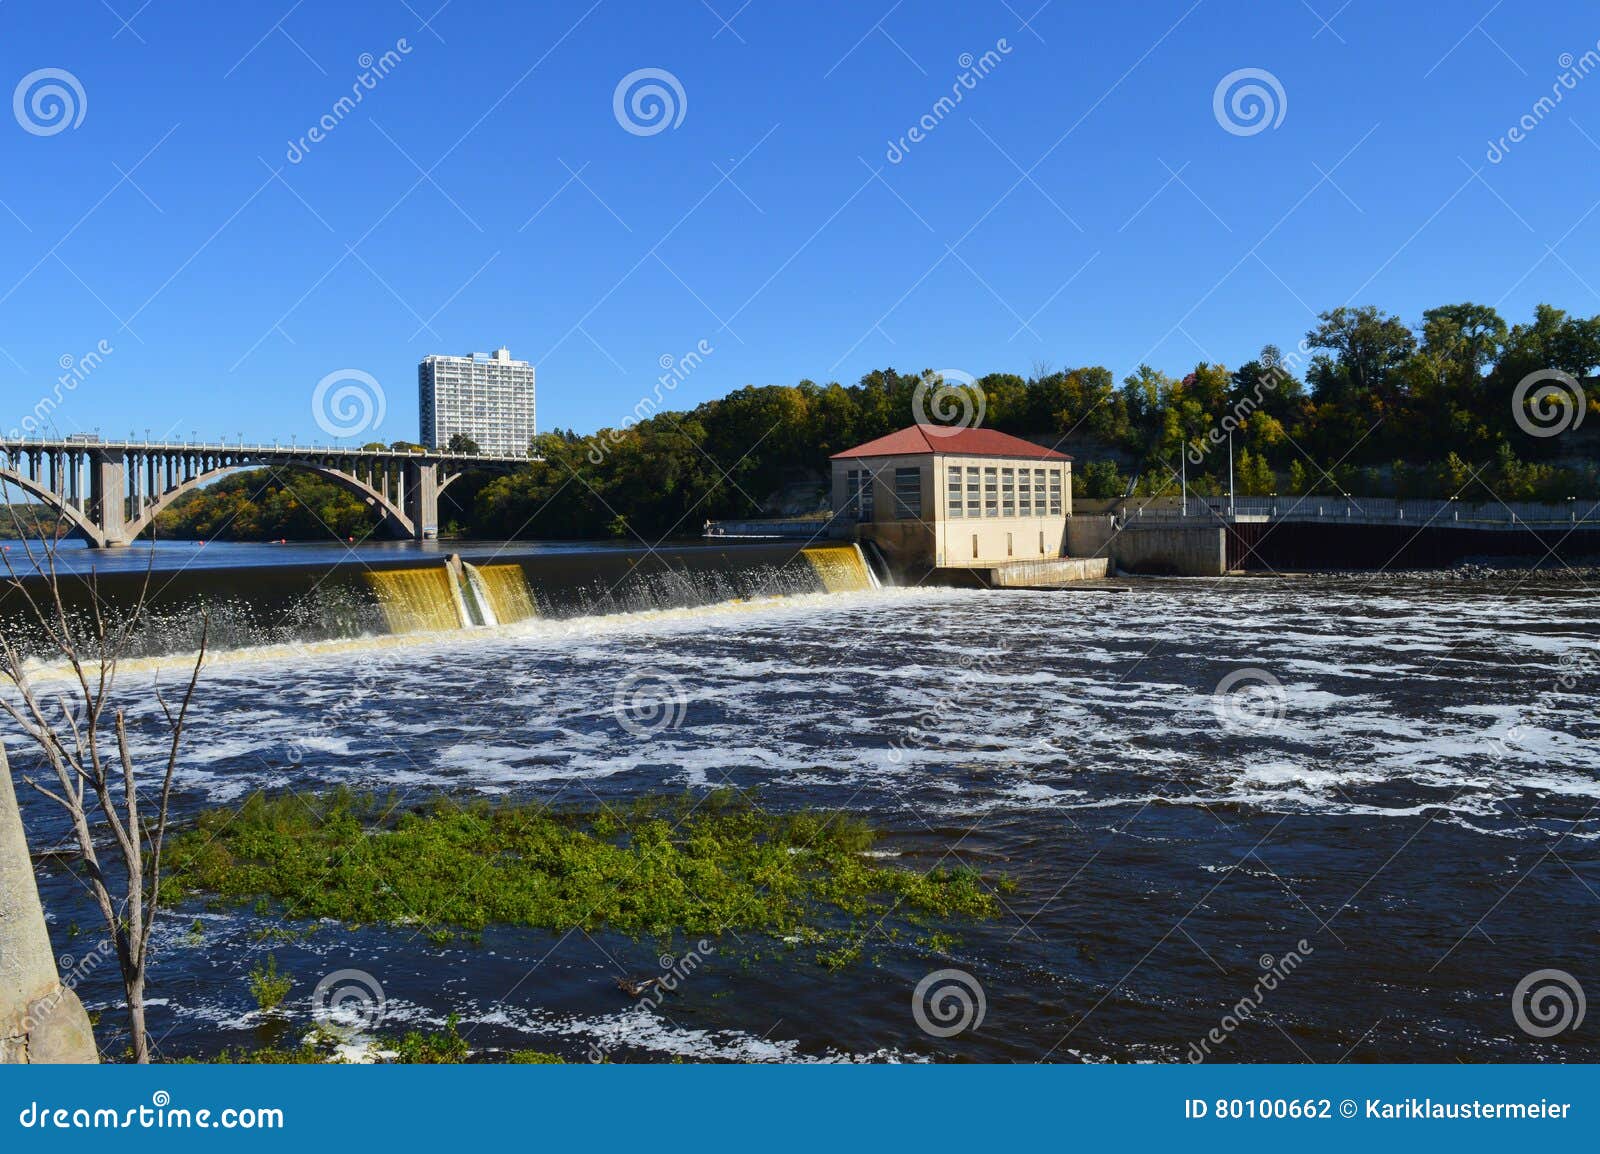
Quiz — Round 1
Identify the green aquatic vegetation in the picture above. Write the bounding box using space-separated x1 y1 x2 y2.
164 788 1003 952
507 1049 565 1064
185 1042 346 1065
246 955 293 1013
388 1014 470 1064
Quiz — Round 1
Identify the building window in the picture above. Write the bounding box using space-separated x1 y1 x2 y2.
972 533 979 559
1001 468 1016 516
849 469 874 520
1039 530 1045 554
894 467 921 519
1048 469 1063 514
1006 532 1013 557
965 466 981 517
946 465 963 518
1018 468 1032 516
983 468 998 517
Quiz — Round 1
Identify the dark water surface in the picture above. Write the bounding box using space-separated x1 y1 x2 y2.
11 575 1598 1062
2 536 662 575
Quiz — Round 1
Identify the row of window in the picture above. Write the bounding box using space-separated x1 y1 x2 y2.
845 466 925 519
846 464 1064 520
946 465 1061 517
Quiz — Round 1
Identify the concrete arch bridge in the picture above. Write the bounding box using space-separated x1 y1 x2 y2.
0 438 529 547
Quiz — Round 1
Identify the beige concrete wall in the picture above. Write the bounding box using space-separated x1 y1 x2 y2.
832 454 1071 568
985 556 1109 586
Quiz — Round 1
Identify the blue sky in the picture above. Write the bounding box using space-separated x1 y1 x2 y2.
2 0 1599 444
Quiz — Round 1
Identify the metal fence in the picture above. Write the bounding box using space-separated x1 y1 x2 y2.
1114 496 1600 528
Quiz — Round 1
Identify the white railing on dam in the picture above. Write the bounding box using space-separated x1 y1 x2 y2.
1111 495 1600 529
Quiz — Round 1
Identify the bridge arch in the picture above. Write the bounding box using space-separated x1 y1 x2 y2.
119 459 417 543
0 463 107 547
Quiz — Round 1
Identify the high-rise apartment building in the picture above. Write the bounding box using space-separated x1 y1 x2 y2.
417 347 536 455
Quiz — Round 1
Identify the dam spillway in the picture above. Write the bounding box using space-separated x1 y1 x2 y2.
0 540 883 659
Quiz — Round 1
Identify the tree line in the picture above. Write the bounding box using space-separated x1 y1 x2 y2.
153 301 1600 542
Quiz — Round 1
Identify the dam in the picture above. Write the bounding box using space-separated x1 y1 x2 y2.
0 539 882 659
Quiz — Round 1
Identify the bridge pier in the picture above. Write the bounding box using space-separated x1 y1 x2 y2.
91 450 127 546
405 460 440 541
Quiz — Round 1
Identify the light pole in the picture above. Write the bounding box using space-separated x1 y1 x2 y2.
1227 429 1236 519
1180 447 1187 516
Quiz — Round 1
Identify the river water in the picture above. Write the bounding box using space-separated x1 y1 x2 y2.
10 571 1599 1063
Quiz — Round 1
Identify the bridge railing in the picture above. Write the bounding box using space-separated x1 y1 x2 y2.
0 437 534 462
1115 495 1600 528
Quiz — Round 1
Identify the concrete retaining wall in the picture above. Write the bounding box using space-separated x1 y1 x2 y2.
1067 514 1118 558
1 748 98 1063
1065 516 1228 576
985 557 1109 586
1111 524 1228 575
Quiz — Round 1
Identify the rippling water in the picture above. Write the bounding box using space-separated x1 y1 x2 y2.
13 576 1599 1062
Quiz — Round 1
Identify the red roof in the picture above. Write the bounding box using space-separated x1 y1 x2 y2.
830 425 1071 461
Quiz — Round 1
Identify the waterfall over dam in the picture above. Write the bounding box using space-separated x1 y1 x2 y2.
0 541 882 659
